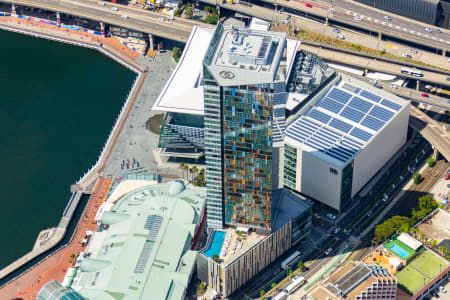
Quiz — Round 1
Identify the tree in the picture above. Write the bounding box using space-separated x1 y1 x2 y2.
373 216 411 244
179 162 186 179
174 7 182 17
184 6 193 18
190 165 198 181
413 172 422 185
297 260 305 272
271 282 276 288
212 254 220 262
426 157 435 167
204 14 219 24
172 46 182 62
260 290 265 297
204 5 212 13
431 240 438 249
438 246 447 255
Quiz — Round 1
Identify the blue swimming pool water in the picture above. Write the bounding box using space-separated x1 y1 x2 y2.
390 244 409 259
203 231 226 258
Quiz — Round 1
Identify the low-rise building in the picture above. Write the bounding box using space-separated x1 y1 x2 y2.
305 262 397 300
38 179 206 300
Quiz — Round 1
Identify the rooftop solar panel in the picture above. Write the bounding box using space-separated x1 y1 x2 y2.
326 150 349 162
380 99 402 111
369 106 394 122
328 88 352 104
329 118 353 133
340 106 365 123
350 127 373 142
317 97 344 114
349 97 373 113
361 115 385 131
317 129 340 143
360 90 382 103
309 109 332 124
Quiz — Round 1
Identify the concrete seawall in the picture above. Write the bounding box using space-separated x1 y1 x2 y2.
0 21 149 284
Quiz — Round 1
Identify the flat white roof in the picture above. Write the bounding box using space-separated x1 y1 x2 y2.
153 24 299 116
397 232 422 250
152 25 214 115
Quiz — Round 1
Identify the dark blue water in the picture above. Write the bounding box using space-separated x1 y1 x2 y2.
0 29 135 268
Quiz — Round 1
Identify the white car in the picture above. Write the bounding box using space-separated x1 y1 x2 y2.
333 28 340 33
333 227 341 234
369 79 377 84
390 84 398 89
401 53 412 59
336 34 345 40
325 248 333 255
111 6 118 11
121 14 128 19
158 17 165 21
384 15 391 21
328 8 335 14
354 16 362 21
409 48 418 54
382 194 389 202
98 1 105 5
168 15 174 20
439 286 447 293
425 27 432 33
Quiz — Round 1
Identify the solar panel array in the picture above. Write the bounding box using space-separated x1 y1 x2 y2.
286 85 404 164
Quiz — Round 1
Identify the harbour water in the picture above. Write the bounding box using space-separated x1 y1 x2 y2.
0 29 136 268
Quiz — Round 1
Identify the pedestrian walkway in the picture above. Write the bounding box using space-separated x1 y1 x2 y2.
0 178 113 300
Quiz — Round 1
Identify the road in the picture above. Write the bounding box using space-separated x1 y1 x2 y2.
254 0 450 51
299 44 450 86
409 105 450 162
1 0 196 41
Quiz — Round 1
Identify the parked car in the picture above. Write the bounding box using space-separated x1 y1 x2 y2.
425 27 432 33
333 227 341 234
328 9 335 14
444 174 449 180
421 93 429 98
121 14 129 19
354 16 362 21
374 84 383 89
436 28 442 33
344 228 352 236
382 194 389 202
409 48 418 54
111 6 118 11
384 15 392 21
305 3 313 8
369 79 377 84
390 84 398 89
367 210 373 217
333 28 340 33
402 53 412 59
439 286 447 293
98 1 105 5
336 34 345 40
325 248 333 255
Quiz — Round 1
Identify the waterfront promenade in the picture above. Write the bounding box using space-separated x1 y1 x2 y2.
0 178 113 299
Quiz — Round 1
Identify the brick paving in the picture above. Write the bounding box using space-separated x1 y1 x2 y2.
0 178 113 300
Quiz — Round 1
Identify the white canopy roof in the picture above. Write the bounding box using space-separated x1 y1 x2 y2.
397 232 422 250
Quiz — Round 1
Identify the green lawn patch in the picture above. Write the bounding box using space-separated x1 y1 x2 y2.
396 250 449 294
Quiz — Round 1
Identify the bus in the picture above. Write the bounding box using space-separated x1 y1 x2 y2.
284 275 306 294
401 67 423 77
273 291 288 300
281 251 301 270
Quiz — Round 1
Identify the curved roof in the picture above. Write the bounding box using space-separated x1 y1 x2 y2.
168 181 185 196
80 258 112 272
101 212 130 225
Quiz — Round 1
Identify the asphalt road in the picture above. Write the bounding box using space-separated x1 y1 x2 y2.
257 0 450 50
1 0 194 41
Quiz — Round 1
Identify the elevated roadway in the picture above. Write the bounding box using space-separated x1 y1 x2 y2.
409 105 450 162
251 0 450 53
1 0 196 42
299 44 450 87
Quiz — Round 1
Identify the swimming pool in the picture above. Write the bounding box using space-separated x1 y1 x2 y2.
390 244 409 259
203 231 226 258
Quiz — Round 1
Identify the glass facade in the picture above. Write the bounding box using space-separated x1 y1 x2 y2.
222 84 274 231
37 281 85 300
283 145 297 189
